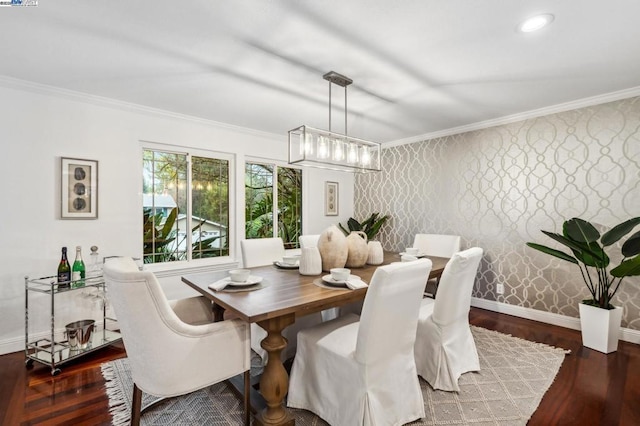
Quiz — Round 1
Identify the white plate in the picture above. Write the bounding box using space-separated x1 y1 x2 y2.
322 274 361 287
273 261 299 269
227 275 263 287
399 251 427 258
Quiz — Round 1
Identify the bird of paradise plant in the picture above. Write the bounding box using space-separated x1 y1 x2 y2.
526 217 640 309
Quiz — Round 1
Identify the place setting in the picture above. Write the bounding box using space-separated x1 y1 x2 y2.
273 254 300 269
399 246 426 261
208 268 266 292
313 267 368 290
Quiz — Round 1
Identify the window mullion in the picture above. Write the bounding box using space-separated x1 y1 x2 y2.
186 154 193 262
272 166 278 238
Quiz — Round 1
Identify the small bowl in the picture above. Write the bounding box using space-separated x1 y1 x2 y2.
405 247 419 255
282 255 299 265
229 269 251 283
330 268 351 281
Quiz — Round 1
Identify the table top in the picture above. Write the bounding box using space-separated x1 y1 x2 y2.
181 252 449 324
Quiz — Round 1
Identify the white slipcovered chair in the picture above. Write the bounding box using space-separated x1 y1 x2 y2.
241 237 286 268
299 234 320 248
287 259 433 426
103 257 251 426
412 234 461 258
413 233 461 297
414 247 484 392
240 238 323 363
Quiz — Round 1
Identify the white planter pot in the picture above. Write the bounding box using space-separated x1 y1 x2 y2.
578 303 623 354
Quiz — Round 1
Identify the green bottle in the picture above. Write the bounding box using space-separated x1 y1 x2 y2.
72 246 86 288
57 247 71 289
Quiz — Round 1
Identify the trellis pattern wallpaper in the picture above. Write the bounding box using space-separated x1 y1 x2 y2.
355 96 640 330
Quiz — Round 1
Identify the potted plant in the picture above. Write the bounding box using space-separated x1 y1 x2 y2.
339 213 389 265
526 217 640 353
338 212 389 241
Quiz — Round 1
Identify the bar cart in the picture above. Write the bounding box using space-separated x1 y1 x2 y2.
24 274 121 376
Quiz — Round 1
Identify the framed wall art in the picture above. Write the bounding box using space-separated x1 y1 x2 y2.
324 181 338 216
61 157 98 219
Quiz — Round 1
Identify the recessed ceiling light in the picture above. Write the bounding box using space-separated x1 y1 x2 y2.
518 14 554 33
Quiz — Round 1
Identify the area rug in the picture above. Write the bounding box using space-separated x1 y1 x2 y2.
101 326 569 425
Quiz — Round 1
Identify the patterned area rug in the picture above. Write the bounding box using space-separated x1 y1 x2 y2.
101 326 568 425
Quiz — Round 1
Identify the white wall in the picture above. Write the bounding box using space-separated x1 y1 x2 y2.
0 79 354 354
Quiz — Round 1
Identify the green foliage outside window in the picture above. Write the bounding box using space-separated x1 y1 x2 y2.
245 163 302 249
143 149 229 263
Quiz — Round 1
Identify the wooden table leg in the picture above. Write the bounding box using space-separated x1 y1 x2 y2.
212 302 225 322
254 314 295 426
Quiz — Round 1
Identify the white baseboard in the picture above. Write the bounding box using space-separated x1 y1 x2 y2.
1 328 66 356
1 321 121 356
4 297 638 355
472 297 640 345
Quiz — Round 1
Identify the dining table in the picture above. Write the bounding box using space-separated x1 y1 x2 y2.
181 251 449 426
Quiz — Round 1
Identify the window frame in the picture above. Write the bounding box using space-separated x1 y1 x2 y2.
142 141 235 272
244 157 303 248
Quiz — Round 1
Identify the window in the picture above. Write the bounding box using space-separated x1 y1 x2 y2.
143 148 230 264
245 162 302 249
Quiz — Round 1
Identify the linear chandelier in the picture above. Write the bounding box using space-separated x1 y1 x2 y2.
288 71 381 173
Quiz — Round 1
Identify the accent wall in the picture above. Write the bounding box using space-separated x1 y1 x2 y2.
355 96 640 331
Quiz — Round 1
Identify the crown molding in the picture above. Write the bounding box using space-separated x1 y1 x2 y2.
3 74 640 149
385 85 640 148
0 75 283 141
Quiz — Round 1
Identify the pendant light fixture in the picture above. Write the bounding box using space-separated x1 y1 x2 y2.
288 71 381 172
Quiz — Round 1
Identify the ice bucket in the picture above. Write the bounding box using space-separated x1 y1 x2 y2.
65 319 95 349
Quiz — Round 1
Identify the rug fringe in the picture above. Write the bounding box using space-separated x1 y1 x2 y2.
101 363 132 426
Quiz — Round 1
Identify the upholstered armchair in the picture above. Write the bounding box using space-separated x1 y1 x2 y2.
103 257 251 425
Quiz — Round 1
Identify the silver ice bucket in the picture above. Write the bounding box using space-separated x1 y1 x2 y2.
65 319 95 349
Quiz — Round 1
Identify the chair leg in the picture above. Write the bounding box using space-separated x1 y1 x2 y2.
244 369 251 426
131 383 142 426
433 276 441 297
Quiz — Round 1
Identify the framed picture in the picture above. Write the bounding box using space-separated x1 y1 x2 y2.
61 157 98 219
325 181 339 216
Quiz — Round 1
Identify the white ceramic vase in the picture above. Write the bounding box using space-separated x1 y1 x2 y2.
366 240 384 265
345 231 369 268
578 302 623 354
318 225 349 272
299 247 322 276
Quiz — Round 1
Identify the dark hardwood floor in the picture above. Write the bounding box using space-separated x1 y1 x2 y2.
1 308 639 425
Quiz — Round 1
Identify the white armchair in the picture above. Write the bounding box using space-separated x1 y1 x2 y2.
287 259 433 426
240 238 324 363
414 247 484 391
103 257 251 426
413 233 461 297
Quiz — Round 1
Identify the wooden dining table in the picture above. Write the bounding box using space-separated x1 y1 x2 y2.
181 252 449 426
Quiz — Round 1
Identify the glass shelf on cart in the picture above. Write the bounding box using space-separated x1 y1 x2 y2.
25 274 104 294
26 329 121 365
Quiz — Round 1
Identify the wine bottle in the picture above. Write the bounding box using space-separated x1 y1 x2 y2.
57 247 71 289
72 246 86 288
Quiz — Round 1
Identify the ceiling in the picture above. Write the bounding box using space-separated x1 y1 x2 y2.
2 0 640 143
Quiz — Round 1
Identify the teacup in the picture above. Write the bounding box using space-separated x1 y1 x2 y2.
405 247 419 256
282 255 299 265
330 268 351 282
229 269 251 283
